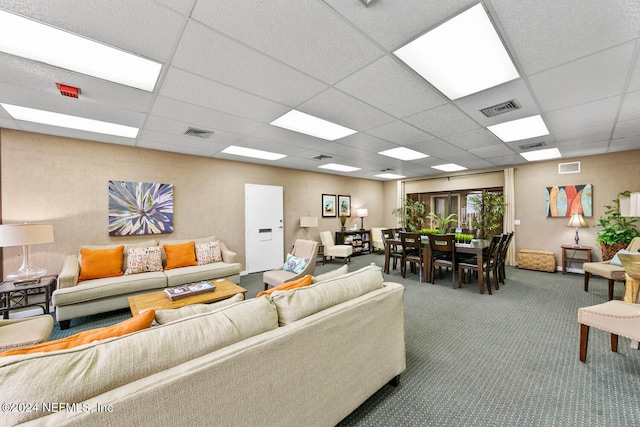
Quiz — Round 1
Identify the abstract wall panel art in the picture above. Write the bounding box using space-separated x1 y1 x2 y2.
546 184 592 217
108 180 174 236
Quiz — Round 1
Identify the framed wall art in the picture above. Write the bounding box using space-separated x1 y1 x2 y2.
108 180 174 235
338 195 351 217
546 184 592 217
322 194 336 217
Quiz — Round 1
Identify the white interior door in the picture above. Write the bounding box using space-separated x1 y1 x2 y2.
244 184 284 274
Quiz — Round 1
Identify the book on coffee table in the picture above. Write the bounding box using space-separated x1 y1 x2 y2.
163 281 216 301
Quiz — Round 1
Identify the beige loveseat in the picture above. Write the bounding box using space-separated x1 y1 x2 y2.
1 265 405 427
53 236 242 329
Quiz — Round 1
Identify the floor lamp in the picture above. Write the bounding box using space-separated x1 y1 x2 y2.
0 223 54 282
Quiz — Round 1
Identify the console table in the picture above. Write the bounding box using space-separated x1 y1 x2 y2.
561 245 592 274
335 230 371 255
0 276 56 319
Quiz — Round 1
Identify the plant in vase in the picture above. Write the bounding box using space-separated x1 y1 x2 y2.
426 212 457 234
595 191 639 260
468 192 506 239
391 198 426 232
339 214 347 231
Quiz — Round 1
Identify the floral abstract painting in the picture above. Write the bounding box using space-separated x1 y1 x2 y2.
108 181 174 236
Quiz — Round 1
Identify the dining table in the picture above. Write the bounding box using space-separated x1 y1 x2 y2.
384 236 491 294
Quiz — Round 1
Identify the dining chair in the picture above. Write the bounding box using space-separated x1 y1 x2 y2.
428 234 456 288
457 234 502 295
382 229 402 274
496 232 514 285
399 232 423 279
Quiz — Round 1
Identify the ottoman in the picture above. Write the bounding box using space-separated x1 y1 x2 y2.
517 249 556 273
0 315 53 352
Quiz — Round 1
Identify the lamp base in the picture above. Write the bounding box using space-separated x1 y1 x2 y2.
7 266 47 282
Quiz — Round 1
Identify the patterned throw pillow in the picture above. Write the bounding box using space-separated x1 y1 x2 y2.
283 253 308 274
195 241 223 265
124 246 163 275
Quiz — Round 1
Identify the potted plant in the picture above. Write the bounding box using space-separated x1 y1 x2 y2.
392 198 426 232
427 212 457 234
339 214 347 231
595 191 640 260
468 192 506 239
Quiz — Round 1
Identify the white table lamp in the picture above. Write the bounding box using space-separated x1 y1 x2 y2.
300 216 318 240
566 213 587 247
0 223 54 281
357 208 369 230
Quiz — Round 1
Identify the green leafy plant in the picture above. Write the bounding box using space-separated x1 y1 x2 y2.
420 228 439 235
595 191 639 246
392 198 426 232
468 192 506 239
427 212 457 234
455 233 474 243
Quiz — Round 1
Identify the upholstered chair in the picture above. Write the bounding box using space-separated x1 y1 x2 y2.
319 231 352 264
371 228 386 253
0 315 53 352
583 237 640 300
263 239 319 291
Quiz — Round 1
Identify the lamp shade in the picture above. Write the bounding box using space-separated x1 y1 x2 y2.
300 216 318 228
356 208 369 218
566 213 587 228
0 224 54 247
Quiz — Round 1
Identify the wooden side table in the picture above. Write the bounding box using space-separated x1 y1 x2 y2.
0 276 57 319
561 245 592 274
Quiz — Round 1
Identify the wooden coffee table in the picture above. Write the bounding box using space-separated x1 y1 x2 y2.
128 279 247 316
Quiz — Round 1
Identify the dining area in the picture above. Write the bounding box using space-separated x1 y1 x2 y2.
382 229 514 295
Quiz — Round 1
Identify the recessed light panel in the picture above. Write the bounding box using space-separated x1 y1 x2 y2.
432 163 468 172
318 163 361 172
487 115 550 142
221 146 286 161
0 10 161 91
270 110 357 141
393 3 519 100
378 147 429 161
375 173 407 179
1 103 139 138
520 148 561 162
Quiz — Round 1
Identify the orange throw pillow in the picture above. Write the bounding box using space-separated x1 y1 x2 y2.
257 275 313 297
0 310 155 357
78 246 125 281
163 241 198 270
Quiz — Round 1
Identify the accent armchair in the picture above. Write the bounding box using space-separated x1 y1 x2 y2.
371 228 386 253
583 237 640 300
319 231 352 264
263 239 319 291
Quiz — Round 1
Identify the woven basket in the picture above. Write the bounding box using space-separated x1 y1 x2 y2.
600 242 627 261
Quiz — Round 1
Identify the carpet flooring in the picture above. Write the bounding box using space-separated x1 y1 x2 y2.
49 253 640 426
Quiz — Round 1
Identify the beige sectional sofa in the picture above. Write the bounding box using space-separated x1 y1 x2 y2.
53 236 242 329
1 265 405 427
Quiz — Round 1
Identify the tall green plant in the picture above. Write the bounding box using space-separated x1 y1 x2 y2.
595 191 639 245
392 198 426 232
427 212 457 233
468 192 506 239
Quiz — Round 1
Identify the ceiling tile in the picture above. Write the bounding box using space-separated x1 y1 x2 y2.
191 0 384 84
529 42 634 112
444 128 503 151
366 120 435 145
545 96 621 134
404 104 479 138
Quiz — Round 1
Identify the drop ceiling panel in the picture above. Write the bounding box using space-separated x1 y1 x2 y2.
296 88 395 132
555 124 614 144
144 116 243 145
336 132 398 154
558 138 610 157
150 97 262 136
444 129 503 151
335 55 447 119
487 153 527 167
366 120 435 145
545 97 620 134
2 0 186 62
160 68 289 123
139 129 228 154
618 90 640 122
529 42 634 112
323 0 477 50
404 104 480 138
613 118 640 139
609 135 640 152
172 21 328 106
491 0 640 75
469 144 516 159
191 0 384 84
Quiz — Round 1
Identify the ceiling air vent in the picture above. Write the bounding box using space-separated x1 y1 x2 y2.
480 99 521 117
558 161 581 174
184 127 213 138
312 154 333 160
519 141 545 150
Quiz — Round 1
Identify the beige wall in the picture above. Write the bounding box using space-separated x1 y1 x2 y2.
0 129 385 276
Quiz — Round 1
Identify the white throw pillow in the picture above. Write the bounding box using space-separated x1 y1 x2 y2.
124 246 163 275
195 241 222 265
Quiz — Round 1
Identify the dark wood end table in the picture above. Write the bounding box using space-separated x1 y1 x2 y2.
0 275 57 319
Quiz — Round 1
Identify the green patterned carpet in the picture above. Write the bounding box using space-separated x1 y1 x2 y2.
49 254 639 426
